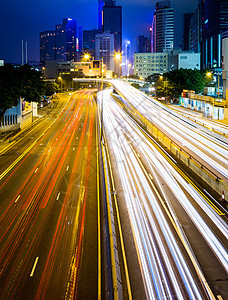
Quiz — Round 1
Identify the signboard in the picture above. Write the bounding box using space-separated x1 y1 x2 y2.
93 60 100 69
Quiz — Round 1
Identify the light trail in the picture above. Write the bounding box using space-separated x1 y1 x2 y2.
111 81 228 180
99 89 227 299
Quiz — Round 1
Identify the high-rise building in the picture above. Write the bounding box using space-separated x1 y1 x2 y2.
189 9 200 53
137 36 150 53
83 29 101 56
95 32 115 71
55 18 78 62
40 31 56 64
151 0 174 53
103 4 122 53
183 13 194 51
78 27 83 54
105 0 116 5
200 0 228 69
98 0 104 30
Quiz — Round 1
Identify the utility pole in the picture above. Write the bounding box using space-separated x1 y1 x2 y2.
101 58 104 141
26 41 28 64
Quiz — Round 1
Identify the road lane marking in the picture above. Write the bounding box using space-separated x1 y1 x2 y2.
34 168 39 173
30 257 39 277
217 296 223 300
56 192 60 200
66 166 69 171
149 174 153 180
73 147 75 151
15 195 21 203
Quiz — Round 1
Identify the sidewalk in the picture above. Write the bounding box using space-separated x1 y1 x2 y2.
0 93 70 154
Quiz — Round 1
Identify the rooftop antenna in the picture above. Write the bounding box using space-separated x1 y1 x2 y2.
26 41 28 64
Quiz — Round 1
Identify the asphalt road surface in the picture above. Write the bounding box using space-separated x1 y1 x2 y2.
0 91 101 299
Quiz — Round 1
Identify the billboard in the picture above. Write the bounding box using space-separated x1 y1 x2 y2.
93 60 100 69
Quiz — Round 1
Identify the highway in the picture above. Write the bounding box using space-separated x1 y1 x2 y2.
99 89 228 299
111 80 228 181
0 91 101 299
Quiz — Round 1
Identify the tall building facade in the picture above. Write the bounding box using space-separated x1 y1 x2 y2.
56 18 78 62
183 13 194 51
189 9 200 53
83 29 101 56
40 31 56 64
103 4 122 53
98 0 104 30
40 18 80 64
200 0 228 69
95 32 115 71
151 0 174 53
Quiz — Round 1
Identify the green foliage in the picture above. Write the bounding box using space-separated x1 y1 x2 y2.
44 81 58 96
147 69 208 98
131 82 141 89
165 69 206 96
0 64 45 115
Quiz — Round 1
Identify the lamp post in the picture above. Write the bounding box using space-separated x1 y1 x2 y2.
58 76 62 93
115 52 121 77
101 57 104 141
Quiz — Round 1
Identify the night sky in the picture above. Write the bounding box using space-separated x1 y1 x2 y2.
0 0 197 64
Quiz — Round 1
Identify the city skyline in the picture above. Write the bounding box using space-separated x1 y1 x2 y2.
0 0 197 64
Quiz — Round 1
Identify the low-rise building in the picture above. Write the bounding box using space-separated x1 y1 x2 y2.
134 53 169 78
44 60 104 79
134 51 200 78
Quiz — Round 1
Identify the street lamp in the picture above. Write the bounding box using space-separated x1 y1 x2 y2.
101 57 104 141
58 76 62 92
114 52 122 77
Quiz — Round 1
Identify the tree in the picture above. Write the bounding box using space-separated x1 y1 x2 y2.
0 64 45 116
44 81 58 96
165 69 206 96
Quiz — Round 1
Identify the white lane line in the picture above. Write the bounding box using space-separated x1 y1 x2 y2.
15 195 21 203
34 168 39 173
66 166 69 171
56 192 60 200
73 147 75 151
30 257 39 277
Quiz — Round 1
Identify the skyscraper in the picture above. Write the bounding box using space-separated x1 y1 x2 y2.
151 0 174 53
103 5 122 53
183 13 194 51
55 18 78 62
105 0 116 5
83 29 101 55
200 0 228 69
40 31 56 64
98 0 104 30
95 32 115 71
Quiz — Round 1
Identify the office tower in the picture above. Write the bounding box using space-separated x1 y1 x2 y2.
189 9 200 53
103 5 122 53
105 0 116 5
200 0 228 69
83 29 101 56
137 35 150 53
151 0 174 53
55 18 78 62
40 31 56 64
98 0 104 30
95 32 115 71
78 27 83 54
183 13 194 51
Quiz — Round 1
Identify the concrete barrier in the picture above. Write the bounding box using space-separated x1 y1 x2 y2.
114 91 228 197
